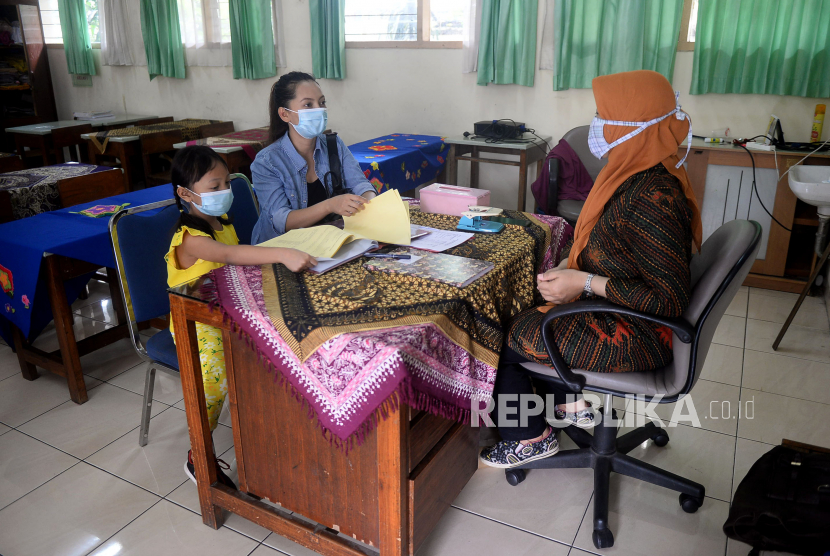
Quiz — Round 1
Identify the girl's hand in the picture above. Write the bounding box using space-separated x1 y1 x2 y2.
537 269 586 304
327 194 367 217
281 249 317 272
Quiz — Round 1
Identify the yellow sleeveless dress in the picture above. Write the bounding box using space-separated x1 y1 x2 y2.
166 221 239 431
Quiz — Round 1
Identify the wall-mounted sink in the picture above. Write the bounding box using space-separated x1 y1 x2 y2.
789 166 830 216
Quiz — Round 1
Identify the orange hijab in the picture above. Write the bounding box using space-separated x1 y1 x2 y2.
567 70 703 270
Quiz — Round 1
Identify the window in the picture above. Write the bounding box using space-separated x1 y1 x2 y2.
178 0 231 47
678 0 698 51
39 0 100 45
345 0 464 48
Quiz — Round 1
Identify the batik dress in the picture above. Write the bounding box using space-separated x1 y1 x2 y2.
507 165 694 373
166 219 239 430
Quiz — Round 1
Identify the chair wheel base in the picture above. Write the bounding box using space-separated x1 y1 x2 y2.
679 493 703 513
592 528 614 549
505 469 526 486
651 432 670 447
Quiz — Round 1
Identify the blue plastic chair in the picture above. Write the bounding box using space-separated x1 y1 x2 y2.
110 177 261 446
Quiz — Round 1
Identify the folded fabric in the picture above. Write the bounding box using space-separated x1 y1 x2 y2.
70 202 130 218
531 139 594 214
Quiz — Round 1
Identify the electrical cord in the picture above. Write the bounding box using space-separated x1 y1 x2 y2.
736 143 792 232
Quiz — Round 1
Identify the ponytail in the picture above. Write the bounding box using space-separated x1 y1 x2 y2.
171 146 232 239
268 71 318 145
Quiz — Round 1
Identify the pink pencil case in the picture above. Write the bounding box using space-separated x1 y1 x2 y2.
419 184 491 216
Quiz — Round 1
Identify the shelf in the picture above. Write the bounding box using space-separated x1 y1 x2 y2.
0 84 30 91
793 217 820 227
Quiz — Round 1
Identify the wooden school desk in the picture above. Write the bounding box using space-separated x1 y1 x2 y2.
172 126 269 178
444 133 551 212
170 279 479 556
5 114 156 166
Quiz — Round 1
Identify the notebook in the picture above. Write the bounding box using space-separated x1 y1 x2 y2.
363 248 494 288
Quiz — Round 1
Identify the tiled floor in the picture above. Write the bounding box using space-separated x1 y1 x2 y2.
0 284 825 555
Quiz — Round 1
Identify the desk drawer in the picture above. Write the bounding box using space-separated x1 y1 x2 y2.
408 421 478 555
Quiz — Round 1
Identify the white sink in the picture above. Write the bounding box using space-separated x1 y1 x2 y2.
789 166 830 216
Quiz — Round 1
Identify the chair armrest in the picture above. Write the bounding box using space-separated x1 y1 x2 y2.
538 299 695 393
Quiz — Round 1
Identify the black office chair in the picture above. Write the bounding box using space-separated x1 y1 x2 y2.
504 219 762 549
547 125 607 226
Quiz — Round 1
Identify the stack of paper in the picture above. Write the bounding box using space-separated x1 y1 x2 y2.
73 111 114 120
343 189 411 245
408 227 474 252
257 225 356 258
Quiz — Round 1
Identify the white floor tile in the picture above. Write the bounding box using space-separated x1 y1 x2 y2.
87 407 233 496
0 422 9 436
108 362 184 406
17 383 167 459
451 459 592 544
731 438 774 500
77 337 145 382
712 315 746 349
414 507 570 556
250 546 281 556
70 280 112 311
699 343 743 387
748 289 829 331
0 430 79 510
73 298 120 326
738 388 830 449
0 343 20 381
617 423 737 502
31 315 113 354
624 379 741 436
88 499 259 556
725 288 748 318
745 319 830 364
572 478 730 556
0 372 102 428
741 349 830 405
0 461 158 556
175 396 233 428
166 447 272 543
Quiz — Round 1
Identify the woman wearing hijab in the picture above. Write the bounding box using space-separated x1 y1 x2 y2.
480 70 703 469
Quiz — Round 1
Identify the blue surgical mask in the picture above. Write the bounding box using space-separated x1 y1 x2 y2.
588 91 693 168
285 108 328 139
190 188 233 217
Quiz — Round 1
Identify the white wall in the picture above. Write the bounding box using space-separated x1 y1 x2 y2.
45 0 828 210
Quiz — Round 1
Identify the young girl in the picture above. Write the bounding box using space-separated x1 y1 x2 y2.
166 145 316 487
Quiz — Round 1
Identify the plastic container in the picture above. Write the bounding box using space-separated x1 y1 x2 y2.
419 184 491 216
811 104 825 143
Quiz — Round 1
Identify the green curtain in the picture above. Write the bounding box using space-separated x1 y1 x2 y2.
691 0 830 97
58 0 96 75
229 0 276 80
309 0 345 80
139 0 186 80
477 0 538 87
553 0 683 91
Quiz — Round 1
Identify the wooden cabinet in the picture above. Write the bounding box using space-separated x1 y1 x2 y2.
683 139 830 293
0 0 57 153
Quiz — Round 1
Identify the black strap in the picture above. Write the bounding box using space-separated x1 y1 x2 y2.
325 132 344 197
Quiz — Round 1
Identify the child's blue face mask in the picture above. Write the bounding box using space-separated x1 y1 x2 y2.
285 108 328 139
190 188 234 217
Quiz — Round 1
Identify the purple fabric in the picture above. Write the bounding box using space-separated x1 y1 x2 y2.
531 139 594 214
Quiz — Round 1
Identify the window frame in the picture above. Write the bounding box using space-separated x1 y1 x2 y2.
345 0 462 49
677 0 696 52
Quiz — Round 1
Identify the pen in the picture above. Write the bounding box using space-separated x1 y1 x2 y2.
365 253 411 260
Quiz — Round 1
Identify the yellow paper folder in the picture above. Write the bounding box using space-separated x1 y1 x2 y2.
343 189 411 245
257 226 355 258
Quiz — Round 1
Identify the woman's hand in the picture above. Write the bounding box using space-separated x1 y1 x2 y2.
327 194 368 217
537 269 587 304
280 248 317 272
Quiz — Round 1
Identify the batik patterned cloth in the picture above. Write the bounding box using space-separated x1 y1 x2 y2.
0 163 112 220
349 134 448 193
89 119 221 153
185 127 269 161
211 209 572 442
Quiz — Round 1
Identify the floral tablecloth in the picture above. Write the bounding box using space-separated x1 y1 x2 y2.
349 133 447 193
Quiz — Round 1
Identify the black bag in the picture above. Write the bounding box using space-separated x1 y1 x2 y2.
325 132 345 197
723 445 830 556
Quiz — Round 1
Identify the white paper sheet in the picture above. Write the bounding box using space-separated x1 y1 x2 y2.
312 239 378 273
406 227 474 252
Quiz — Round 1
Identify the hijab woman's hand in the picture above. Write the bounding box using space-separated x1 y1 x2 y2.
537 269 586 304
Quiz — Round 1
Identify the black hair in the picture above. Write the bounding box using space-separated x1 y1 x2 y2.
268 71 319 144
171 145 232 240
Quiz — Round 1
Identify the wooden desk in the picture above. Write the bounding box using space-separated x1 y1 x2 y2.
444 134 551 212
170 284 480 556
681 139 830 292
82 134 143 191
172 141 254 177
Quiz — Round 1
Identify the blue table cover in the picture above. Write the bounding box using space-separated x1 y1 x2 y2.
349 134 447 193
0 185 173 345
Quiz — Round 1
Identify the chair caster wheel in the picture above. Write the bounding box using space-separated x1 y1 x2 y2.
680 493 703 513
592 528 614 549
505 469 526 486
651 432 670 447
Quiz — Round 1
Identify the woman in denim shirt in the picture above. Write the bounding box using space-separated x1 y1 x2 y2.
251 72 377 244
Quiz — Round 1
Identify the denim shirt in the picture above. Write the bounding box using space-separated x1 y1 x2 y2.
251 132 375 243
